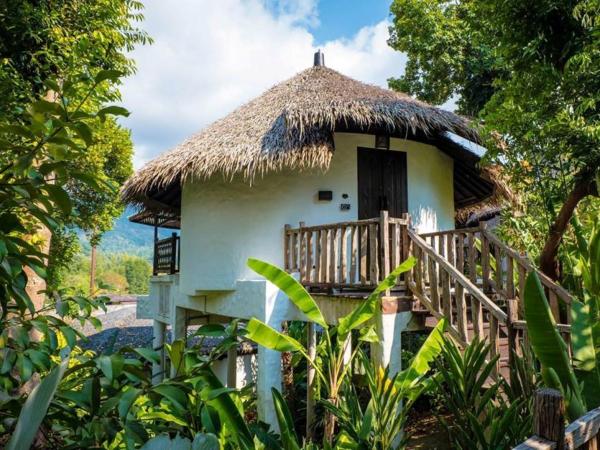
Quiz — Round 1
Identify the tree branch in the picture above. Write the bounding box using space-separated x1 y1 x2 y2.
539 171 598 280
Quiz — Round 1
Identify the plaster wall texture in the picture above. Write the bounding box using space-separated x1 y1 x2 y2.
179 133 454 294
135 295 153 319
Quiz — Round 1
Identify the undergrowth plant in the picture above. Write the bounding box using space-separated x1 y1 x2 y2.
244 257 416 444
433 336 534 449
324 323 447 450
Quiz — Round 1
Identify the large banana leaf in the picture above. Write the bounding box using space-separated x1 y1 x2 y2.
271 388 301 450
247 258 327 328
571 299 600 408
7 358 69 450
337 257 415 341
523 271 586 419
245 318 304 353
396 318 446 391
195 368 253 449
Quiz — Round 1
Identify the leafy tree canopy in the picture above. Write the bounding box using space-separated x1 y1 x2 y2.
389 0 600 279
0 0 150 283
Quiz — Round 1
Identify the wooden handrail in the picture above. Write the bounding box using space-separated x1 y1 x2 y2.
284 213 410 289
409 229 507 322
481 228 573 304
286 217 409 234
515 389 600 449
419 226 480 238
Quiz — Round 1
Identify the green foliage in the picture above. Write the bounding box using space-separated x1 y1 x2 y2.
60 250 152 295
6 358 69 450
245 257 416 444
389 0 600 273
326 319 447 450
433 336 533 449
0 73 128 395
0 0 151 118
124 256 153 294
0 0 149 282
388 0 499 116
524 219 600 421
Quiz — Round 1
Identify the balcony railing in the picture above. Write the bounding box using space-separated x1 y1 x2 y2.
284 211 410 290
153 232 180 275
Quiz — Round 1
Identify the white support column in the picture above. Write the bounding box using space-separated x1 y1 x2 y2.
152 319 166 384
255 281 295 432
306 321 317 439
342 333 352 365
170 306 187 377
256 345 282 429
372 310 412 375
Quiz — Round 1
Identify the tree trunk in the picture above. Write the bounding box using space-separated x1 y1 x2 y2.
539 174 598 280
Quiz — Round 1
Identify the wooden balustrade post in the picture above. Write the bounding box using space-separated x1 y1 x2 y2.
534 388 565 450
380 211 390 289
507 298 520 385
299 222 306 281
284 224 291 271
489 315 500 379
401 212 410 262
480 222 491 293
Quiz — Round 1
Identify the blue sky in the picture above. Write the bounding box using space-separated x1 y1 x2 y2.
292 0 392 43
121 0 406 168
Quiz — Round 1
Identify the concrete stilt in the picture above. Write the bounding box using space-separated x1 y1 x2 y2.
342 333 352 365
306 321 317 439
372 310 412 375
152 319 166 384
256 345 282 429
227 345 237 388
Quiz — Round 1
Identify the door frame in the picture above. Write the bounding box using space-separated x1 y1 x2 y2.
356 147 408 220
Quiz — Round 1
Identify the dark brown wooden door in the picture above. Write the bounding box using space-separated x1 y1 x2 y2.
357 148 407 219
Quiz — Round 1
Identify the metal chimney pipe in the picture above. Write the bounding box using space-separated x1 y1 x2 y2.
313 50 325 67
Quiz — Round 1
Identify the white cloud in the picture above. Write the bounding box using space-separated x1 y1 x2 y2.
121 0 407 168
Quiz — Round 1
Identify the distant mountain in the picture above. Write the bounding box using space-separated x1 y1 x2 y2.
78 207 173 260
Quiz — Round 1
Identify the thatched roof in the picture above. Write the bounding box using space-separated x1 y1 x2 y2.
121 62 481 209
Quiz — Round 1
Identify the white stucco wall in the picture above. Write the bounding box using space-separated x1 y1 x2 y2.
179 133 454 294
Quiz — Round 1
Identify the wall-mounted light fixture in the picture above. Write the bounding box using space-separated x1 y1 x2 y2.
318 190 333 201
375 134 390 149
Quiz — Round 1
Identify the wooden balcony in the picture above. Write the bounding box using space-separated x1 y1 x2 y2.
285 214 575 385
284 211 410 291
153 232 180 275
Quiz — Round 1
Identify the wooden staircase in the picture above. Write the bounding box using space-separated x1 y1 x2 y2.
407 225 573 383
283 215 573 384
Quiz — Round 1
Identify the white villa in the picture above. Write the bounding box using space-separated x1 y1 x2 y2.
122 52 501 428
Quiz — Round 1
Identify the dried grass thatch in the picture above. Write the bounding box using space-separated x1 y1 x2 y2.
121 65 479 207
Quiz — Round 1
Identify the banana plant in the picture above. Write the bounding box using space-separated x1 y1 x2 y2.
324 319 447 450
524 271 587 420
244 256 416 444
524 218 600 420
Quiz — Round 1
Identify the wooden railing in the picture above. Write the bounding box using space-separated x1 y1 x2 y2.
416 223 573 372
284 212 410 289
420 224 573 320
408 229 508 377
284 214 575 379
153 232 180 275
515 388 600 450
